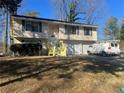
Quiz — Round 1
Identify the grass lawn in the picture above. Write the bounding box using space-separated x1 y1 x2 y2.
0 56 124 93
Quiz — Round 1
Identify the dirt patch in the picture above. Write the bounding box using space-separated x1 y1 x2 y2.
0 56 124 93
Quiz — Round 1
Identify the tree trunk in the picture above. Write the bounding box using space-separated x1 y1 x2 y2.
4 11 8 54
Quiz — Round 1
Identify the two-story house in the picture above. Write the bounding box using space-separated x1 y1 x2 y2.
10 15 98 55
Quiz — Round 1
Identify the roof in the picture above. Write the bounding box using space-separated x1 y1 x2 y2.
11 15 98 28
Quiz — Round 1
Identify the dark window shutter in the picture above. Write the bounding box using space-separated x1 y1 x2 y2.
39 22 42 32
22 20 25 31
76 26 79 35
65 25 68 34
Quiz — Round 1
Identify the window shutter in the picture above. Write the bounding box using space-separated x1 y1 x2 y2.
65 25 68 34
90 28 92 36
22 20 25 31
39 22 42 32
76 26 79 35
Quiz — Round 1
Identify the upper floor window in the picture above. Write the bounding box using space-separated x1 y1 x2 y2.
22 20 42 32
65 25 79 35
84 27 92 36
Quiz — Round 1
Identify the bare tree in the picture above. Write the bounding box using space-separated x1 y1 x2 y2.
52 0 84 22
104 16 119 40
83 0 106 24
52 0 106 24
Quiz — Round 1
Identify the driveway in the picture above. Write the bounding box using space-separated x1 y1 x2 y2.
84 55 124 66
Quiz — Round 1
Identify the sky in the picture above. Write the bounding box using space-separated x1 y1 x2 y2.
18 0 124 21
17 0 124 40
107 0 124 21
1 0 124 41
99 0 124 39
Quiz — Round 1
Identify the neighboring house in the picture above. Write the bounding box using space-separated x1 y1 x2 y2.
10 15 98 55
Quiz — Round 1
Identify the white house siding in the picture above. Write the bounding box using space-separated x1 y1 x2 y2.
11 16 97 55
59 25 97 55
58 25 97 41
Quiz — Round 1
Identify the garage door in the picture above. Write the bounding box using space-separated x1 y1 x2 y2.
74 44 82 55
82 45 90 55
67 43 82 55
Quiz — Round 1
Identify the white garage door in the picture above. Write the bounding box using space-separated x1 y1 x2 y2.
67 43 83 55
74 44 82 55
82 45 90 55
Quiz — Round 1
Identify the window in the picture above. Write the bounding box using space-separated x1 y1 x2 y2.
65 25 79 35
26 21 32 31
84 27 92 36
22 20 42 32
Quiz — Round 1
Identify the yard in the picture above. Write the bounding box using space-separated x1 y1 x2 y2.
0 56 124 93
